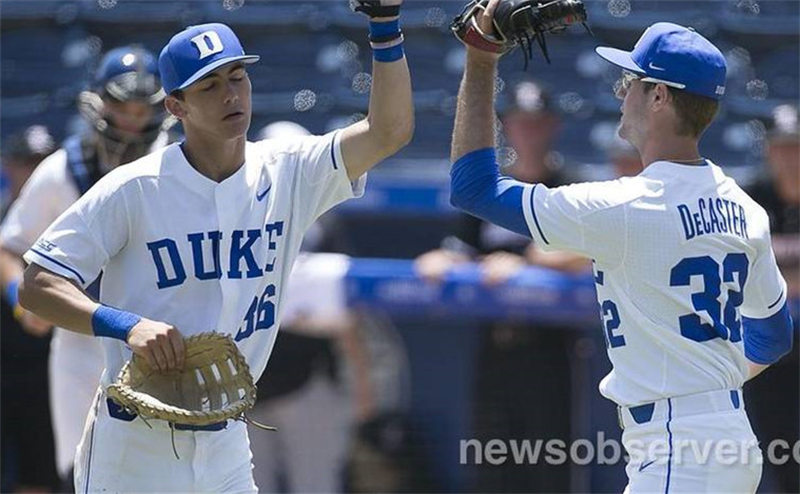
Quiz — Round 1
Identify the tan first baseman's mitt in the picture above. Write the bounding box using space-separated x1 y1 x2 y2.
107 332 269 429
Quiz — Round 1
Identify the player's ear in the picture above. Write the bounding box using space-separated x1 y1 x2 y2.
650 84 671 112
164 94 186 120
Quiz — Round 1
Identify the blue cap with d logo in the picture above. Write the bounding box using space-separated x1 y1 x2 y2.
595 22 727 100
158 23 259 94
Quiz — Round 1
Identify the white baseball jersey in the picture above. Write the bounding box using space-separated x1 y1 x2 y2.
2 149 80 253
521 160 787 406
24 130 365 388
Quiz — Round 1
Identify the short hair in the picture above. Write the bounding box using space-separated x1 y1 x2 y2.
643 84 719 138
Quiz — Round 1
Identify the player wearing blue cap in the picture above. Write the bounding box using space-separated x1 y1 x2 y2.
17 2 412 491
448 1 793 492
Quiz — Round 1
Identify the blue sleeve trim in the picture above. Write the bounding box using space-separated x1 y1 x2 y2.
743 301 795 364
530 184 549 245
768 289 783 310
449 148 530 237
664 399 673 494
330 132 338 170
29 247 86 285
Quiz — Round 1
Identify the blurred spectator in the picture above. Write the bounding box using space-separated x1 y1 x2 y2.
0 46 171 492
248 122 375 493
751 103 800 294
743 103 799 494
416 81 586 283
248 252 370 493
416 80 587 492
0 126 55 215
0 125 60 493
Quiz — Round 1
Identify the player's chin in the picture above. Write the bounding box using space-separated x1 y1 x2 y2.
220 112 251 137
617 121 629 140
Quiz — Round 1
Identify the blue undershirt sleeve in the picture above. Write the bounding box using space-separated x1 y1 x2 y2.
743 301 795 365
449 148 530 237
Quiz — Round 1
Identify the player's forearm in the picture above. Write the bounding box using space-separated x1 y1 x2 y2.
340 7 413 180
18 264 98 336
451 49 498 162
368 54 414 150
345 57 414 181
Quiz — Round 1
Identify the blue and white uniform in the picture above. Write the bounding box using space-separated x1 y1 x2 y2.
451 149 793 493
25 132 365 492
450 22 793 493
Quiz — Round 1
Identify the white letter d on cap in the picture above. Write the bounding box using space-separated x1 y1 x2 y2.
190 31 224 59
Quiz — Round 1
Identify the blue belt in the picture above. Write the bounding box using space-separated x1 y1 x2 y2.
106 398 227 431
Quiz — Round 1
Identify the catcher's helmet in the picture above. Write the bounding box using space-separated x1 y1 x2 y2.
79 46 172 168
93 46 165 105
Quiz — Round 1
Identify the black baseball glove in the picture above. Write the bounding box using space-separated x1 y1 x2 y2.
350 0 402 18
451 0 591 67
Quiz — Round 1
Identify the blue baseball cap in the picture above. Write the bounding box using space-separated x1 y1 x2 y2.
595 22 727 100
158 23 259 94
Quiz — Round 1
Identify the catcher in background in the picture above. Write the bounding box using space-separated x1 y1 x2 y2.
448 0 792 492
17 3 412 492
0 46 171 492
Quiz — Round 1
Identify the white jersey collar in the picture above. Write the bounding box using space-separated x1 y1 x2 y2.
640 159 714 178
167 142 254 196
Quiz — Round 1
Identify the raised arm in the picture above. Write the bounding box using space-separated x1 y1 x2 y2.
340 0 414 181
448 0 531 237
451 0 501 161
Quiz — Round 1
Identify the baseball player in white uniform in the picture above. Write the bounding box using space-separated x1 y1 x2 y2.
18 5 412 492
0 46 170 487
449 2 794 492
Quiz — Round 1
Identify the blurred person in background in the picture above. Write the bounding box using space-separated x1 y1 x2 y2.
0 46 171 492
0 126 55 215
415 80 587 492
247 122 375 493
416 80 587 283
743 103 799 494
0 125 59 493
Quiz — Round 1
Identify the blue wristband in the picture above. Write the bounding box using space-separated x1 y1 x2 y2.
373 43 405 62
5 278 19 307
369 19 400 40
92 305 141 341
369 18 404 62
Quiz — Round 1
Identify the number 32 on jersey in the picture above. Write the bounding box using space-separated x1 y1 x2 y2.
594 252 749 348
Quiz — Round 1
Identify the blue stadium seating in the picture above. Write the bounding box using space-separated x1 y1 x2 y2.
0 0 797 168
